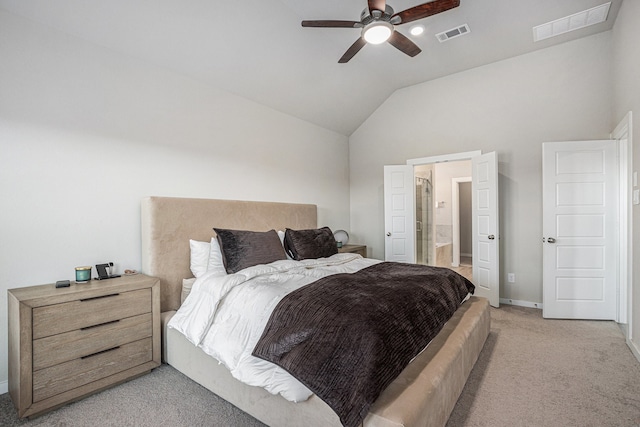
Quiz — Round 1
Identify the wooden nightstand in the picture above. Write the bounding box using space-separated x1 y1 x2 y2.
338 244 367 257
7 274 161 418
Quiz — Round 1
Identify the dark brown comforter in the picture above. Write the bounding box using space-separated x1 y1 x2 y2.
252 262 475 427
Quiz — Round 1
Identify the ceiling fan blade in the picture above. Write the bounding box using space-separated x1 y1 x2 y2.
368 0 387 13
339 37 367 63
388 30 422 57
302 20 362 28
393 0 460 25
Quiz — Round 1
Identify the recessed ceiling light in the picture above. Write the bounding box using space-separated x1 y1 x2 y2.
533 2 611 42
410 25 424 36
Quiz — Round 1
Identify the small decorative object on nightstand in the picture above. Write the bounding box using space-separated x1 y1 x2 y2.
338 244 367 258
333 229 349 248
74 266 92 283
7 274 161 418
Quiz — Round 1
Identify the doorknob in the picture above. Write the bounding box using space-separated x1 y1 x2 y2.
547 237 556 243
386 232 391 237
488 235 495 240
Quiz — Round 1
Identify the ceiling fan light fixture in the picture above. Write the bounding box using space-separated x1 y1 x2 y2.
301 0 460 62
362 21 393 44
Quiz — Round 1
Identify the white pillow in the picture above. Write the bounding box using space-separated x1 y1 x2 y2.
207 237 227 276
189 239 211 278
277 230 293 260
190 238 227 278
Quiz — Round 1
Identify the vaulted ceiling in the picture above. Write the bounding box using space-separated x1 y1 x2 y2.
0 0 622 135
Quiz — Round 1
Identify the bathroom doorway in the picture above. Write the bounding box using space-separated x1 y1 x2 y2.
415 161 473 282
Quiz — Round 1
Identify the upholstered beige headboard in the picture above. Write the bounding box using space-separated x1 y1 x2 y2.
141 196 317 312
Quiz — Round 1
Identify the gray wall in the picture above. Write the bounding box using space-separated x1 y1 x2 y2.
0 10 350 389
612 0 640 358
349 32 614 305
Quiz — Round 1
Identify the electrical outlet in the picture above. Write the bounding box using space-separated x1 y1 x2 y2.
507 273 515 283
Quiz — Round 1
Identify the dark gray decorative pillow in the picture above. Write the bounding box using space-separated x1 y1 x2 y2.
284 227 338 261
214 228 287 274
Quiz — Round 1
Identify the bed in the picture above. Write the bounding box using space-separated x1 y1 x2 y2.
140 196 490 427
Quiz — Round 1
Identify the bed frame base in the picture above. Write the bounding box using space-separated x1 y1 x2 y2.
162 296 489 427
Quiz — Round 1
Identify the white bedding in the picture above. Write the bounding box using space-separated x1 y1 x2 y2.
168 253 381 402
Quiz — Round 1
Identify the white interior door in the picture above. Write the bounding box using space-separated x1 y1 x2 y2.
384 165 416 263
472 152 500 307
542 140 617 319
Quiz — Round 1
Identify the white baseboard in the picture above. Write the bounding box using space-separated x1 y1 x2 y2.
500 298 543 310
0 380 7 395
628 338 640 364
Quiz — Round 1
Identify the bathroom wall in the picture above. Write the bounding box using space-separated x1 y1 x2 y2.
434 161 472 244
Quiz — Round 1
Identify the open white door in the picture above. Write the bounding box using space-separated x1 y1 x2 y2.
472 152 500 307
384 165 416 263
384 152 499 306
542 140 617 319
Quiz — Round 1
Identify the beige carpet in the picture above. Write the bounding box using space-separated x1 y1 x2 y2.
447 305 640 427
2 305 639 427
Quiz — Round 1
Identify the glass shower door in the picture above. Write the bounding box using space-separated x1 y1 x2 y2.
415 175 433 265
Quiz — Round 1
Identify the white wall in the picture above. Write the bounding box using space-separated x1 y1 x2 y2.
434 160 471 234
0 10 349 389
612 0 640 359
349 32 614 305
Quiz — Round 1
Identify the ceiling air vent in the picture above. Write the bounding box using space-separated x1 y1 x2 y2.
533 2 611 42
436 24 470 43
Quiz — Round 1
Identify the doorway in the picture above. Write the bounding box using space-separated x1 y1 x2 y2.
414 161 473 282
384 150 499 307
542 140 618 320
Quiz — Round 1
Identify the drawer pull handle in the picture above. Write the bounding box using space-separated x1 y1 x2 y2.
81 346 120 359
81 319 120 331
80 293 120 302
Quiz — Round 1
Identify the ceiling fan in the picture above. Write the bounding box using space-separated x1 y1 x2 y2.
302 0 460 63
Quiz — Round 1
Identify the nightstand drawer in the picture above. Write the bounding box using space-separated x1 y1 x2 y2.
9 274 160 418
33 337 153 402
33 313 152 370
33 288 151 339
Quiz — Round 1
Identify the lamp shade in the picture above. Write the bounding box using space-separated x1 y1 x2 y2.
333 230 349 246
